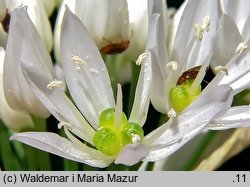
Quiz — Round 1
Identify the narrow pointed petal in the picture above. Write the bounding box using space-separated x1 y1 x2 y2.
61 8 115 128
227 0 250 33
129 51 152 126
114 143 149 166
210 14 242 68
3 7 51 118
0 47 33 132
143 85 233 161
207 106 250 130
21 63 95 144
11 132 114 168
209 51 250 95
6 0 53 51
148 14 169 113
75 0 129 48
172 0 219 70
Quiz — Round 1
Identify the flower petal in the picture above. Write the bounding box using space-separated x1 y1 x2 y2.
61 8 115 128
172 0 219 71
209 51 250 95
143 85 233 161
148 13 169 113
21 62 95 144
210 14 242 68
11 132 114 168
114 143 149 166
3 7 51 118
207 106 250 130
129 50 152 126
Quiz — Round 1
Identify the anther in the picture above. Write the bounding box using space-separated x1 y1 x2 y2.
136 52 149 66
131 134 141 143
167 108 176 118
58 122 72 130
47 79 64 89
214 66 228 75
166 61 178 71
202 16 210 32
71 55 87 66
235 41 248 56
195 24 204 41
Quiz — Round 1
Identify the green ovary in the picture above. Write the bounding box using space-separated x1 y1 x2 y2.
170 81 201 112
93 108 144 156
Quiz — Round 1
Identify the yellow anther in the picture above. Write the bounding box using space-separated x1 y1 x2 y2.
214 66 229 75
235 41 248 56
136 52 149 66
167 61 178 71
47 79 64 89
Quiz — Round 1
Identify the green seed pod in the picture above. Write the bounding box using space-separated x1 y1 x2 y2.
99 108 127 128
93 127 122 156
170 81 201 112
121 122 144 145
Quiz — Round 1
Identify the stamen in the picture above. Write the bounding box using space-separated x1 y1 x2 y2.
131 134 141 143
114 84 123 129
58 121 72 130
47 79 64 89
202 16 210 32
195 24 204 41
235 41 248 55
214 66 228 75
167 108 176 118
71 55 87 66
136 52 149 66
166 61 178 71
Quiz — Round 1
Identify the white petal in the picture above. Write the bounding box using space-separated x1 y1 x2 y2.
0 47 33 132
6 0 53 51
210 14 242 69
207 106 250 130
148 14 169 113
114 143 149 166
53 0 76 63
75 0 129 48
61 8 115 128
209 51 250 95
11 132 114 168
172 0 219 71
129 50 152 126
3 7 51 118
227 0 250 33
143 85 233 161
21 62 95 145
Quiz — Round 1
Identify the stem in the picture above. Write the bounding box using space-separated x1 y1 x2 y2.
0 121 22 170
31 116 51 170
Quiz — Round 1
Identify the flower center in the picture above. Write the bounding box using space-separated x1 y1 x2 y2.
169 80 201 112
93 108 144 156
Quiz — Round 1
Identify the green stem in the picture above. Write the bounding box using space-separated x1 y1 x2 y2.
0 121 22 170
31 116 51 170
24 145 38 170
180 131 217 170
106 55 118 95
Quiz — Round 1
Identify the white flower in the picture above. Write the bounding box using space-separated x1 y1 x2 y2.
0 47 33 131
4 0 53 51
136 0 250 162
54 0 129 63
10 7 151 167
3 7 50 118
